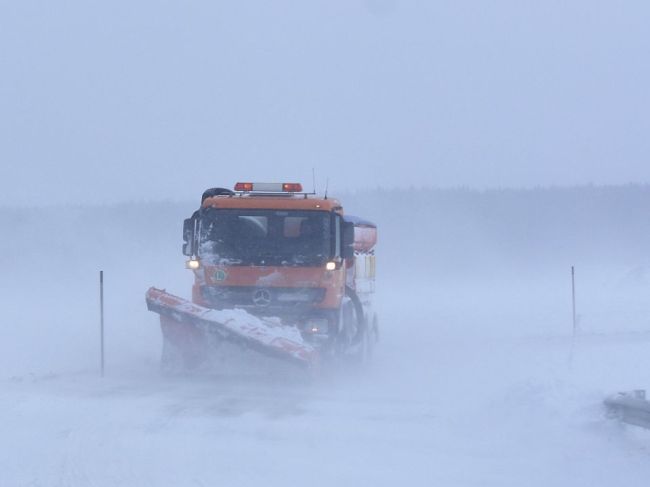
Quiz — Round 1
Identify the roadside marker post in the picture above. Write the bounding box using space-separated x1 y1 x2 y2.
100 270 105 378
571 266 577 336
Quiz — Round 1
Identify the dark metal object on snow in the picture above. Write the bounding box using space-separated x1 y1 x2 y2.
604 390 650 429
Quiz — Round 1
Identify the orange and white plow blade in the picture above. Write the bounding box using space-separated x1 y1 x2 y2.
145 287 319 369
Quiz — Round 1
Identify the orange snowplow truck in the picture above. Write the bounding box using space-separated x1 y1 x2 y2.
145 182 377 371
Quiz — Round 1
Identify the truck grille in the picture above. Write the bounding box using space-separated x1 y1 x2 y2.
201 286 326 309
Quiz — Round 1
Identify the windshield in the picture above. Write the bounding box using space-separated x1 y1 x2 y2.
197 208 331 266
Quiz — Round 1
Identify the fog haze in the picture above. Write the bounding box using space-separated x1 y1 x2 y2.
2 2 650 486
3 188 650 485
2 1 650 205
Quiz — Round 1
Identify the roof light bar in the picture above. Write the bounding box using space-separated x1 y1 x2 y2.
234 182 303 193
234 182 254 192
282 183 303 192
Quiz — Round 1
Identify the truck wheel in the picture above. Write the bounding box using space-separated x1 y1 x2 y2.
372 314 379 343
349 317 373 365
361 319 374 362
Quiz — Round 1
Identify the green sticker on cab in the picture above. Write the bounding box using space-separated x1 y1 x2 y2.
213 269 228 282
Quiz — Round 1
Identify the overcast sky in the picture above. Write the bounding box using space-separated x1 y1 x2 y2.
1 1 648 205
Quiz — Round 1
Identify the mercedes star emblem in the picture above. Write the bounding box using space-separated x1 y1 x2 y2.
252 288 272 307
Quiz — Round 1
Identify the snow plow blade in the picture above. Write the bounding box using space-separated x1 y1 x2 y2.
145 287 319 369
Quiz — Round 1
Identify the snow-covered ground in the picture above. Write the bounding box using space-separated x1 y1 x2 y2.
2 196 650 486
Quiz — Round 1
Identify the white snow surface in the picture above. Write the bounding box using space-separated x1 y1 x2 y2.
2 193 650 486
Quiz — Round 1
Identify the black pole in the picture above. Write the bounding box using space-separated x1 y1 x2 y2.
571 266 577 336
100 270 105 377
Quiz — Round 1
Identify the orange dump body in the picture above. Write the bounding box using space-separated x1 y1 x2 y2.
354 225 378 253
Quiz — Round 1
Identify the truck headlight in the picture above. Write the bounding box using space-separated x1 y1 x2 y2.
185 259 200 270
325 261 336 271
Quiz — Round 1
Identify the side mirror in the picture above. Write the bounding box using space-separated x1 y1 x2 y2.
342 221 355 259
182 218 196 256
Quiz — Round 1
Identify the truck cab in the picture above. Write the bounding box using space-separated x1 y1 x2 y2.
181 182 377 355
